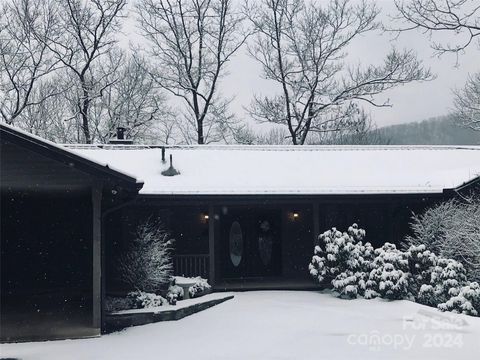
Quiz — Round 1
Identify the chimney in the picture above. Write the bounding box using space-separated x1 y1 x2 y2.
161 147 166 163
116 126 125 140
109 126 133 145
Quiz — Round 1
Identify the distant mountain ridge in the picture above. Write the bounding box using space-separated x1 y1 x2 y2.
374 115 479 145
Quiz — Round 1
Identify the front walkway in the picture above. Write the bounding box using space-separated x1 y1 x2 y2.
2 291 480 360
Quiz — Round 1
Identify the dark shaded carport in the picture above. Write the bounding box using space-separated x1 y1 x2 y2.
0 124 142 342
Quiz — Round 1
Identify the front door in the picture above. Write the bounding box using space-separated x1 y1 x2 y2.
221 208 281 279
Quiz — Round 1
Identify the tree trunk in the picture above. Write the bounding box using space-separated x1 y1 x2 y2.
197 118 204 144
81 81 91 144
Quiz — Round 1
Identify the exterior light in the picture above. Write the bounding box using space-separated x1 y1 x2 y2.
201 212 210 223
292 212 299 219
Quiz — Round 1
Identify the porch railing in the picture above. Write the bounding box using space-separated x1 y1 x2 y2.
173 254 209 279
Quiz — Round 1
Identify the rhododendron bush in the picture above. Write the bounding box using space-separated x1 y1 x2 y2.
309 224 480 317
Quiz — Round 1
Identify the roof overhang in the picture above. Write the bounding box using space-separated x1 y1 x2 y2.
1 123 143 193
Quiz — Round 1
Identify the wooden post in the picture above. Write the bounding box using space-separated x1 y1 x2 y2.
208 204 215 286
92 182 102 333
313 202 320 246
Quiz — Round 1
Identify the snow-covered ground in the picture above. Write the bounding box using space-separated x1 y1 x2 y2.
2 291 480 360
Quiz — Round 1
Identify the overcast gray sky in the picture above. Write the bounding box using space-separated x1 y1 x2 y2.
125 0 480 129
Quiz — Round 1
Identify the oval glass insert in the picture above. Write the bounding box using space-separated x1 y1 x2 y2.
229 221 243 267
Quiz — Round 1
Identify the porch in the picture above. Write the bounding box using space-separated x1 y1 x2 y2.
106 194 435 292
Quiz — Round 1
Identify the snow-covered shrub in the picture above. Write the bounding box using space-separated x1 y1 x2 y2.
166 284 184 305
309 224 367 281
309 227 343 283
167 293 178 305
188 277 211 298
438 282 480 316
404 197 480 283
167 284 184 300
365 243 409 300
332 271 370 299
431 258 468 303
411 257 468 308
308 223 480 317
127 291 167 309
405 244 438 300
417 284 437 307
309 224 373 298
117 218 174 293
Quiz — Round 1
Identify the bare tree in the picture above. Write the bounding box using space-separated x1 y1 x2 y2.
405 196 480 283
236 111 390 145
137 0 249 144
246 0 433 145
38 0 127 143
391 1 479 132
234 126 290 145
306 111 391 145
452 72 480 131
392 0 480 55
12 76 79 142
92 53 178 144
0 0 58 124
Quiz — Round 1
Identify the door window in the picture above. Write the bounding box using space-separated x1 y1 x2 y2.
229 221 243 267
258 220 273 267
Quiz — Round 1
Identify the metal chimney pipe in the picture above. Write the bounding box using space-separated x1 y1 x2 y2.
116 127 126 140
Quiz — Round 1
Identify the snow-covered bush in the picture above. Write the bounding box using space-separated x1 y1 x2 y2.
309 224 367 281
405 244 438 300
167 284 184 300
167 293 178 305
405 197 480 283
127 291 167 309
438 282 480 316
166 284 184 305
188 277 211 298
309 224 374 298
430 258 468 304
365 243 409 300
309 227 344 283
309 223 480 316
332 271 369 299
405 246 470 308
117 218 174 293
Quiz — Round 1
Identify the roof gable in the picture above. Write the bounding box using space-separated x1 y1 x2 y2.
1 124 142 190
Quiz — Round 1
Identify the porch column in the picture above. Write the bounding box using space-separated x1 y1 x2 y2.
313 202 320 246
208 204 215 285
92 182 102 331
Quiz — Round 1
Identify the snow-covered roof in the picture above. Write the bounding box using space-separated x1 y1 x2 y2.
1 123 141 187
64 145 480 196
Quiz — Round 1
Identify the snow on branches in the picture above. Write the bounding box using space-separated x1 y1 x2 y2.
309 224 480 316
309 224 374 298
117 218 174 293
